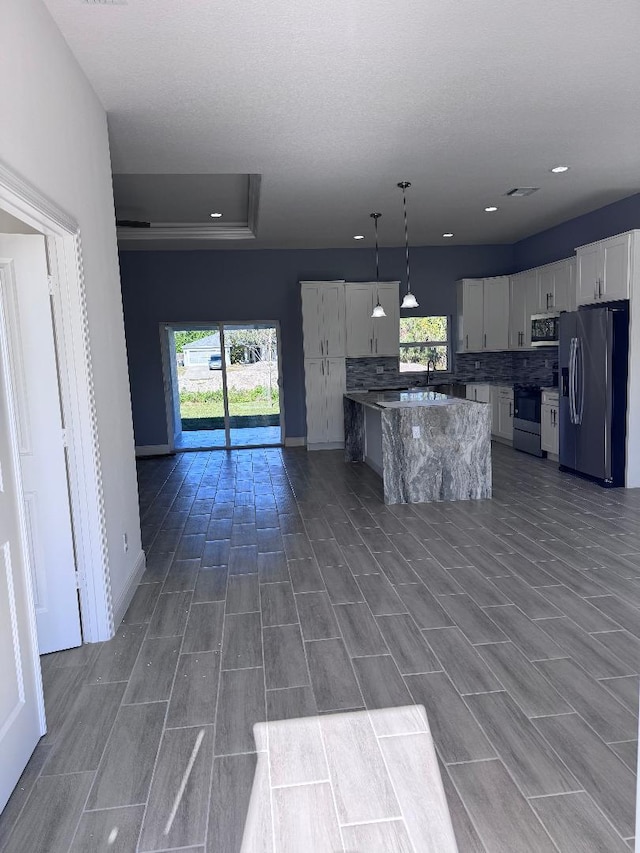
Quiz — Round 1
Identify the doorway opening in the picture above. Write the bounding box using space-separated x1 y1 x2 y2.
163 321 284 450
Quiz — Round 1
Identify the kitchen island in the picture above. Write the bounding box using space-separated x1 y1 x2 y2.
344 390 492 505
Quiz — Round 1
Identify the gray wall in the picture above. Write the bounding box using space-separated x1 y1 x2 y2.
513 192 640 271
120 245 514 445
121 191 640 446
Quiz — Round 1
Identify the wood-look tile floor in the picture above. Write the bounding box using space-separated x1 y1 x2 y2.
1 443 639 852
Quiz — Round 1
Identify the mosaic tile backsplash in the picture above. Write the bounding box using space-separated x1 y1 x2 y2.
345 357 439 390
455 348 558 386
346 348 558 391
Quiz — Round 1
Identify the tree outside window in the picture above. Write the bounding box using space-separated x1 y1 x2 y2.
399 316 449 373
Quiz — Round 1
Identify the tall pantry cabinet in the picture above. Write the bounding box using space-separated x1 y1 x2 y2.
301 282 347 448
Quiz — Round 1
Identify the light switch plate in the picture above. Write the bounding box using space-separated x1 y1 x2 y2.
376 366 384 374
412 426 421 438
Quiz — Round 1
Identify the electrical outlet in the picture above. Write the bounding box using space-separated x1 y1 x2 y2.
376 366 384 374
412 425 421 438
545 359 550 368
523 358 528 367
123 532 128 553
474 361 480 369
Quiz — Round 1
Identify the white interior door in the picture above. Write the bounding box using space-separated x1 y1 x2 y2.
0 235 81 655
0 275 44 812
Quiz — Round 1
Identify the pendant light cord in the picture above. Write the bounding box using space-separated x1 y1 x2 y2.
374 215 380 281
401 183 411 295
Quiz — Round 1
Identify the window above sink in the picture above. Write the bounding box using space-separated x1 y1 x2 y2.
399 316 450 374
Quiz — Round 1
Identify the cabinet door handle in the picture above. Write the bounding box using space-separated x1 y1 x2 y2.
598 278 603 299
326 338 329 355
466 334 469 349
320 339 324 356
483 333 487 348
321 360 324 375
509 402 512 417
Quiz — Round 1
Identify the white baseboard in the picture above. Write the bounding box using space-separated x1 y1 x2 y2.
284 437 306 447
136 444 172 457
307 441 345 451
111 549 146 631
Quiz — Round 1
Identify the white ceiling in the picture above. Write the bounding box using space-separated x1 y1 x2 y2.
44 0 640 249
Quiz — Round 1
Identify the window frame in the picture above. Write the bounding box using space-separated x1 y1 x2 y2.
399 315 451 375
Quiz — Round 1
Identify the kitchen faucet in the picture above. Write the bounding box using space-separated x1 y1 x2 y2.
426 359 436 385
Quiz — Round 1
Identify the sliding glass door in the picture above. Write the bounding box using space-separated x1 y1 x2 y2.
169 321 283 451
222 324 282 447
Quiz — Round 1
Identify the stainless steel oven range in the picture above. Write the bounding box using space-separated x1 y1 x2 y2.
513 384 543 457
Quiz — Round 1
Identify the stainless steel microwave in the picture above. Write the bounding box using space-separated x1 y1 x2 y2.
531 312 560 347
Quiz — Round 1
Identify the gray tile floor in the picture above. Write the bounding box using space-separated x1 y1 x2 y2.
1 443 639 851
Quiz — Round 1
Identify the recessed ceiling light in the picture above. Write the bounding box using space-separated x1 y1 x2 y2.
484 206 498 213
550 165 570 173
210 212 223 218
442 232 454 238
353 234 365 240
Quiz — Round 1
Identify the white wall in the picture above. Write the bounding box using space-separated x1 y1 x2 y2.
0 0 142 621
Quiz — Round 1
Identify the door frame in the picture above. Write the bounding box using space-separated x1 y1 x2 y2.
160 320 286 450
0 160 111 644
0 262 46 735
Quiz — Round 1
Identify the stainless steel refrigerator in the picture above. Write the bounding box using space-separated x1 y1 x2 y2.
559 303 629 486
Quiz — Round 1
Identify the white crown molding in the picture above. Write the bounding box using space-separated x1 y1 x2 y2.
117 172 262 243
117 223 256 241
0 161 78 235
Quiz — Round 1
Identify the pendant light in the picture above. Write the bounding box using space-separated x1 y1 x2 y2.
370 212 386 318
398 181 419 309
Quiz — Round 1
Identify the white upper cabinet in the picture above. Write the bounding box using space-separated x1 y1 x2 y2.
301 282 346 358
373 283 400 356
535 258 576 313
509 259 574 350
345 282 400 357
483 276 510 350
457 279 484 351
577 232 633 305
509 270 537 349
457 277 508 352
345 285 375 356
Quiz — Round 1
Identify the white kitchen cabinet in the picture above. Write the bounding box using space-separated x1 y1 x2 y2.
465 383 491 404
541 391 559 456
345 282 400 357
577 232 632 305
509 269 538 348
324 358 347 442
457 279 484 351
457 277 509 352
304 357 346 447
536 258 576 313
374 283 401 356
483 277 510 350
301 282 346 358
491 386 514 442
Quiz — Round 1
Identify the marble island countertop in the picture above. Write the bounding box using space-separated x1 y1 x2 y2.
344 391 492 505
344 389 471 409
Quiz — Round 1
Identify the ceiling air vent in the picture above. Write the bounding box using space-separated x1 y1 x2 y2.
81 0 127 4
504 187 539 198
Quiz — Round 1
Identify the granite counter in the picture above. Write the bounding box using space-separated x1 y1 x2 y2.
344 390 492 504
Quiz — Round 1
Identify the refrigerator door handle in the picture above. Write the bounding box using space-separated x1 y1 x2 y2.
576 337 585 425
568 337 576 424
